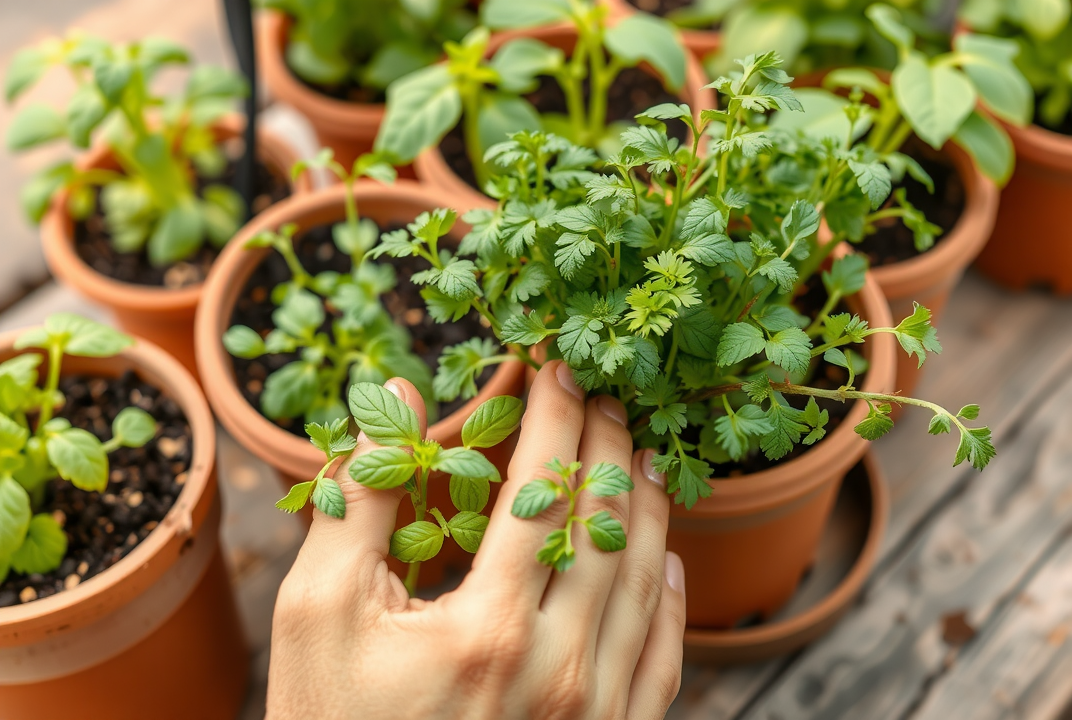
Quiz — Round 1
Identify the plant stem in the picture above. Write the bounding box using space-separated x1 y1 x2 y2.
462 88 488 189
403 466 431 598
36 342 64 434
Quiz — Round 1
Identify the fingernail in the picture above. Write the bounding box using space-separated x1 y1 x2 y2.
665 552 685 594
642 448 665 487
555 362 584 400
384 379 403 398
597 395 627 426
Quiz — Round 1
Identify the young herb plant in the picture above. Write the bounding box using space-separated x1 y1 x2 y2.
369 50 995 529
223 152 435 428
511 458 633 572
257 0 475 96
958 0 1072 129
277 382 520 595
0 315 155 584
374 0 687 187
6 34 249 266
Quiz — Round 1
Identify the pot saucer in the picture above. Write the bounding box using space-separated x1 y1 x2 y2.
682 453 888 664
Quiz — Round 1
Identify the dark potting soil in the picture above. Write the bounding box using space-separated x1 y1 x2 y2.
292 67 384 105
441 66 690 190
625 0 694 17
229 222 498 438
74 154 292 290
856 139 965 268
0 372 190 607
1035 94 1072 136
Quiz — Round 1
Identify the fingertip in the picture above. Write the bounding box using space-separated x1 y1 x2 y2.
384 376 428 436
664 551 685 596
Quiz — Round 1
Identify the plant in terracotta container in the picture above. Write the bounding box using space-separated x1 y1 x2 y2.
5 33 306 374
374 0 705 208
367 51 994 625
958 0 1072 293
256 0 476 168
0 314 245 719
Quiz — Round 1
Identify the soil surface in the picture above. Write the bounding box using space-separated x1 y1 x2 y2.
291 64 384 105
74 154 291 289
229 222 498 438
1035 94 1072 136
441 66 690 189
0 372 191 607
857 139 965 267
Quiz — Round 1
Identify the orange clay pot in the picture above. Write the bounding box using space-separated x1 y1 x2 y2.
195 180 526 585
39 115 310 381
601 0 721 62
413 21 716 213
974 121 1072 293
0 332 244 720
667 269 896 629
259 10 384 171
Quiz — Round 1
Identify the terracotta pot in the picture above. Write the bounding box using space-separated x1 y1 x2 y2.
0 332 244 719
974 121 1072 293
601 0 721 62
259 10 385 171
870 142 997 398
39 115 310 380
666 270 896 629
195 180 526 583
413 22 716 213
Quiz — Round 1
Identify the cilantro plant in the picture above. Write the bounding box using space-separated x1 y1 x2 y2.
6 34 250 266
511 458 633 571
0 315 155 585
959 0 1072 129
258 0 475 97
223 152 436 428
369 50 995 516
375 0 687 187
277 382 519 595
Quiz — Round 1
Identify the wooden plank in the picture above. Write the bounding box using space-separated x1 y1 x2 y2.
911 531 1072 720
735 362 1072 719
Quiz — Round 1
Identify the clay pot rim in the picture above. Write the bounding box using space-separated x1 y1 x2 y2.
682 451 887 657
39 114 311 314
1003 118 1072 167
258 11 386 132
0 329 216 638
869 141 998 300
413 18 717 212
194 179 525 481
673 263 895 518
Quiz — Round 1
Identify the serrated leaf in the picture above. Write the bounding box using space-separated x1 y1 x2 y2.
390 521 444 563
584 462 634 497
848 160 892 209
275 481 314 513
716 323 766 367
348 382 421 447
446 511 489 553
312 477 346 518
765 327 812 376
449 475 491 513
585 511 627 552
502 312 553 345
536 528 575 572
928 414 952 435
855 403 894 441
670 454 712 509
432 447 499 481
511 477 560 518
349 447 418 489
958 404 981 420
954 426 995 470
462 396 522 448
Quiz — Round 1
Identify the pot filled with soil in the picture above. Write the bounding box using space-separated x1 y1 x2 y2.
0 320 244 720
195 180 526 584
40 115 310 378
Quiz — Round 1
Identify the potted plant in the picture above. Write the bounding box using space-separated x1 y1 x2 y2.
767 4 1025 395
0 315 244 719
958 0 1072 293
365 51 994 627
604 0 941 76
374 0 712 212
5 33 310 376
194 157 527 580
256 0 477 169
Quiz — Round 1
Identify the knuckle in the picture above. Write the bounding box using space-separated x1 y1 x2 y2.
656 660 683 709
622 555 664 619
542 656 593 719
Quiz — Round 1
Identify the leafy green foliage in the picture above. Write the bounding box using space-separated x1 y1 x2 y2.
512 458 630 572
4 34 249 264
0 316 153 586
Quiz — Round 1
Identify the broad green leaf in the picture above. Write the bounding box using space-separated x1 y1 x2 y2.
761 401 808 460
892 54 976 150
865 3 915 51
511 477 560 518
222 325 266 359
481 0 572 28
446 511 489 553
432 447 499 481
605 14 686 91
953 110 1014 186
10 514 67 575
716 323 766 367
7 104 66 151
669 454 712 509
186 64 247 100
501 312 552 345
0 476 31 557
1019 0 1071 40
714 404 772 461
147 202 203 267
584 462 634 497
276 481 314 513
781 199 820 244
93 56 133 104
823 254 868 297
433 338 499 402
375 65 462 164
273 288 325 337
765 328 812 376
112 407 156 447
462 396 523 448
849 160 892 210
261 361 318 420
390 521 445 562
489 39 564 93
449 475 491 513
5 46 50 102
350 447 417 489
954 34 1032 126
312 477 346 518
66 85 108 148
958 404 981 420
347 382 421 447
585 511 626 552
46 427 108 492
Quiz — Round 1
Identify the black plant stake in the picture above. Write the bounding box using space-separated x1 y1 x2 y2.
222 0 256 221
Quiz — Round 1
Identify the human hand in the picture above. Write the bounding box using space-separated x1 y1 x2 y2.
266 360 686 719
